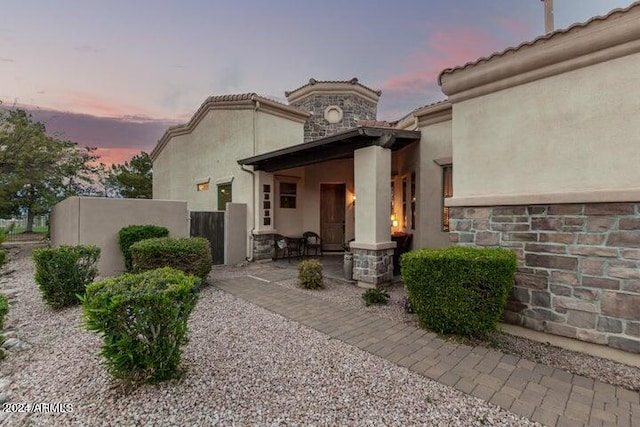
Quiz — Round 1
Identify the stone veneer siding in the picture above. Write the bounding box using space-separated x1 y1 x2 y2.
449 203 640 354
352 247 394 286
290 94 377 142
252 233 275 261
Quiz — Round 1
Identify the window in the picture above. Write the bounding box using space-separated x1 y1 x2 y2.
442 166 453 231
217 183 232 210
263 184 271 225
280 182 297 209
197 182 209 192
411 172 416 230
402 177 407 227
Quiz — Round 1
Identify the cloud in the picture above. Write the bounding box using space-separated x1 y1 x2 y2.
3 105 181 165
74 45 104 54
495 17 533 40
94 147 146 166
381 27 502 95
0 58 14 63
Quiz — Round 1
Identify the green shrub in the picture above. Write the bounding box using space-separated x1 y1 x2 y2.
33 245 101 309
401 246 517 338
0 293 8 330
118 225 169 271
0 249 6 268
0 223 15 246
81 267 199 383
130 237 212 280
362 288 390 306
298 259 323 289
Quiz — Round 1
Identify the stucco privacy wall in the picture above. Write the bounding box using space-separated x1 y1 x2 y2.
439 4 640 352
224 203 247 265
50 197 188 276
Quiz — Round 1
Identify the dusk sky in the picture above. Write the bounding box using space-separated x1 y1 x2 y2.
1 0 634 165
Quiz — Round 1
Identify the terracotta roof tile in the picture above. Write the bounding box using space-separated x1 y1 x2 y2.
439 1 640 82
285 77 382 97
357 120 392 128
394 99 449 123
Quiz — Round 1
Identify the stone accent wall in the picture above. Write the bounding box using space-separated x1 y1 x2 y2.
352 247 394 286
449 203 640 354
252 233 275 260
290 94 377 142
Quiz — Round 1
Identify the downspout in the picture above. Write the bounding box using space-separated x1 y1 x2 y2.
240 98 260 261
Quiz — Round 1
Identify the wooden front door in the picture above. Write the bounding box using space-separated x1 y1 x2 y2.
320 184 345 251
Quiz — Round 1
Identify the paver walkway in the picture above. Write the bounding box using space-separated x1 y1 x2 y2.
215 276 639 427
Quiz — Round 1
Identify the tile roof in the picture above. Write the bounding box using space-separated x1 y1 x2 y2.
439 1 640 82
357 120 392 128
285 78 382 97
151 92 309 161
394 99 450 124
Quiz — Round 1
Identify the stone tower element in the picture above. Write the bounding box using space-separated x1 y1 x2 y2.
285 78 381 142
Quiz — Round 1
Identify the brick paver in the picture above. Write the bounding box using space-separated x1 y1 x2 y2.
215 276 639 427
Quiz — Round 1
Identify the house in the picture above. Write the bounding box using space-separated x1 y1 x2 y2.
151 79 453 288
151 2 640 353
439 2 640 353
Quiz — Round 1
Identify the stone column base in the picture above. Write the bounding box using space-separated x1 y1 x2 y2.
351 242 396 288
252 233 275 260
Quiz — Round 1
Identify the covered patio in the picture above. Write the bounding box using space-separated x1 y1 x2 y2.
238 125 420 288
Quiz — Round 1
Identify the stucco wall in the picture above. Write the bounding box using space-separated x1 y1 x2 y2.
50 197 188 276
224 203 247 265
152 107 304 258
50 197 80 246
450 52 640 205
418 119 452 248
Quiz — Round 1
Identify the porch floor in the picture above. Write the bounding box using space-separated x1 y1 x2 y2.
270 252 349 282
270 252 403 284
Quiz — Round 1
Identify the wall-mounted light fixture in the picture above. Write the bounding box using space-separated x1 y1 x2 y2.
351 194 356 206
391 213 398 228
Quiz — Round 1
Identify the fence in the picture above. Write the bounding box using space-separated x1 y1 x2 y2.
0 215 49 242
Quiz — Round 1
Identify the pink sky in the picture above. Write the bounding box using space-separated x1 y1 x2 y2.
1 0 633 164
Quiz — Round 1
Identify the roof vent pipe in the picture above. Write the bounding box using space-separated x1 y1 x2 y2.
542 0 554 34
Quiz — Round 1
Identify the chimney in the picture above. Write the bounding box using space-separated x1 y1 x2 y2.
542 0 554 34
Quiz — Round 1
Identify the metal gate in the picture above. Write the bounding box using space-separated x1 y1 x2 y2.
190 211 225 265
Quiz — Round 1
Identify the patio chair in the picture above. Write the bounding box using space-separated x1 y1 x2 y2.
273 234 304 262
303 231 322 257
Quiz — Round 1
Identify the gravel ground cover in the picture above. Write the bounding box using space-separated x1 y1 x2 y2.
213 262 640 392
0 246 538 426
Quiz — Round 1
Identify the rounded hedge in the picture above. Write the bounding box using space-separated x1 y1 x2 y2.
118 225 169 271
0 293 8 330
401 246 517 338
298 259 323 289
33 245 101 309
130 237 212 281
82 267 199 383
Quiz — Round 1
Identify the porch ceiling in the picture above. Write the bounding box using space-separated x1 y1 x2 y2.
237 126 421 172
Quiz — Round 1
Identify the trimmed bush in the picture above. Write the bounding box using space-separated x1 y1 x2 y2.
118 225 169 271
33 245 101 309
0 293 8 330
81 267 199 383
401 246 517 338
0 249 6 268
298 259 323 289
362 287 390 307
130 237 212 280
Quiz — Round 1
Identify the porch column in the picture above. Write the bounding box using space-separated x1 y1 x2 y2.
251 171 276 260
351 145 396 288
